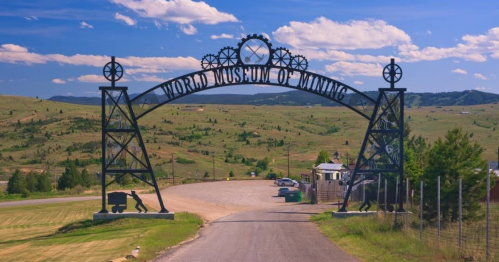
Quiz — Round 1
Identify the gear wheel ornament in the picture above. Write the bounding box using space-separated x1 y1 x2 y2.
103 60 124 82
218 47 238 67
272 47 292 67
237 34 272 65
383 58 403 88
290 55 308 70
201 54 219 70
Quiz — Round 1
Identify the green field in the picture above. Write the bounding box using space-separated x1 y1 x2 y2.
0 200 202 262
1 95 498 184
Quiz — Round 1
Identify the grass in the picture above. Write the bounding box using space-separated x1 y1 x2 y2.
1 96 499 186
311 211 464 262
0 200 203 262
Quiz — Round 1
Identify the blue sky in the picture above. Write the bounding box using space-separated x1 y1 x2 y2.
0 0 498 98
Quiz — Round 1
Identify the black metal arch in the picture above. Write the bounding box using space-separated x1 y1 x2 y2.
98 36 407 215
130 66 376 121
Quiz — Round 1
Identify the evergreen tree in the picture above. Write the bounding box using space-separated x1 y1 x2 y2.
80 168 92 187
7 169 27 194
58 161 81 190
423 128 491 222
229 170 234 177
36 172 53 192
26 172 38 192
315 150 330 166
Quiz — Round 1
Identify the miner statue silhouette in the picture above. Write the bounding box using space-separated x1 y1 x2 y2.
128 191 148 213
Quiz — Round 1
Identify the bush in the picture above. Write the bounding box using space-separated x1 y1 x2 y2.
229 170 234 177
204 172 209 178
176 157 195 164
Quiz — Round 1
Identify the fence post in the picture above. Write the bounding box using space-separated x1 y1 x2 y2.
363 180 365 203
377 174 381 214
438 176 440 246
420 181 423 240
486 164 490 260
459 178 462 248
406 177 409 228
384 179 387 219
395 177 399 224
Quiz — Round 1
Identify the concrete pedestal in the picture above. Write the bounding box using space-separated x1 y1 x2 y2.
93 212 175 221
332 211 377 218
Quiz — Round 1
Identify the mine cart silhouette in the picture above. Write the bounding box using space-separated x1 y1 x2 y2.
108 192 127 213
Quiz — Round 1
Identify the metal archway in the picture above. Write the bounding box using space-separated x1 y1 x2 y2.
97 35 406 214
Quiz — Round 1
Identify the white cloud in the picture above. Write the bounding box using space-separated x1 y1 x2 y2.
80 21 94 29
474 73 488 80
453 60 460 63
325 61 383 77
179 24 197 35
52 78 66 84
77 75 108 83
154 20 162 29
426 30 432 35
353 81 364 85
24 16 38 21
115 13 137 26
273 17 411 50
474 87 487 91
110 0 238 25
261 32 271 41
133 74 167 82
210 33 233 39
0 43 200 71
67 92 73 95
67 78 75 82
451 68 467 75
126 68 168 74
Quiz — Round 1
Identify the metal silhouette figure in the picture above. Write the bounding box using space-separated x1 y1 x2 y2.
127 191 148 213
359 196 371 212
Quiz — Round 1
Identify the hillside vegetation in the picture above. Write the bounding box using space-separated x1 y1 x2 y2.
1 95 498 184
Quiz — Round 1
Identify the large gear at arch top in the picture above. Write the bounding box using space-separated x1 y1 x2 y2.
199 34 308 70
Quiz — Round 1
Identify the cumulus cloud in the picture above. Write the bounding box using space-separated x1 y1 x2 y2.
261 32 271 41
273 17 411 50
77 75 108 83
325 61 383 77
52 78 66 84
210 33 233 39
115 13 137 26
24 16 38 21
353 81 364 85
133 74 167 82
426 30 432 35
451 68 467 75
0 43 199 71
110 0 238 25
179 24 197 35
474 87 487 91
80 21 94 29
474 73 488 80
154 20 162 29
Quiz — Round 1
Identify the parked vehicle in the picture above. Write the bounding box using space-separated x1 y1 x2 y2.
267 173 277 180
277 187 290 197
278 178 295 186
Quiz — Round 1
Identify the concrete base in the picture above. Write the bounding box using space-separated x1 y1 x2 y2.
93 212 175 221
332 211 377 218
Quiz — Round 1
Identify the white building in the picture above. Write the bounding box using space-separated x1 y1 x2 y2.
315 163 345 181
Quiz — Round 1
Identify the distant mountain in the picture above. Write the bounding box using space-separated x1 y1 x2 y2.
49 90 499 107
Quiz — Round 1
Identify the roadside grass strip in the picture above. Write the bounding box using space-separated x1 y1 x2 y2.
0 200 202 262
311 211 463 262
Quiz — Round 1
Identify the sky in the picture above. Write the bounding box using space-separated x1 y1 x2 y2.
0 0 498 98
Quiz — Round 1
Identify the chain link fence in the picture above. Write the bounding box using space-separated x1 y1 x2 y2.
351 170 498 261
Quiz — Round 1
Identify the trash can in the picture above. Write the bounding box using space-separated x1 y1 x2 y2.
284 191 302 202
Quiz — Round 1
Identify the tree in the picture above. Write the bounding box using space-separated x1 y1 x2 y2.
58 161 81 190
315 150 330 166
229 170 234 177
36 172 52 192
7 169 27 194
204 172 209 178
256 157 270 171
26 172 38 192
80 168 93 187
422 128 490 222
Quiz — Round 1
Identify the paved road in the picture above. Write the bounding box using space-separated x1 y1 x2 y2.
0 196 100 208
151 181 359 262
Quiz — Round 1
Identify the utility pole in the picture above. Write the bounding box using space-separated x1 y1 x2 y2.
212 151 215 181
287 145 290 178
171 153 175 185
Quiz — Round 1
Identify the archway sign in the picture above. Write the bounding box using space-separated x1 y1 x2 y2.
98 35 406 214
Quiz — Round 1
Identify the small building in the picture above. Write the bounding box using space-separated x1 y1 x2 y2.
315 163 345 181
460 111 470 115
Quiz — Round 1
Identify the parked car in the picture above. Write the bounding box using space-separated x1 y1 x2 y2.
277 187 290 197
277 178 296 186
268 173 277 180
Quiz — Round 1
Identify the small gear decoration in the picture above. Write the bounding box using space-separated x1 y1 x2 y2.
103 59 124 82
290 55 308 70
199 34 308 70
218 47 239 67
201 54 219 70
272 47 292 67
383 61 402 84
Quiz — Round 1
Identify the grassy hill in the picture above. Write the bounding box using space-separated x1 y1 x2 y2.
49 90 499 107
1 95 499 184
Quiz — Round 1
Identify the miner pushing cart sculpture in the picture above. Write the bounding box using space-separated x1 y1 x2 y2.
108 191 148 213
